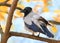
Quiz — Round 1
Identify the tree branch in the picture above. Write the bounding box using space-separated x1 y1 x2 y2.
1 0 19 43
5 0 9 3
0 2 22 10
49 20 60 25
10 32 60 43
0 0 9 4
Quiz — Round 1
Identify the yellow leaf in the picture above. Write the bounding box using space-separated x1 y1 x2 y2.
53 15 60 22
51 25 57 33
16 10 24 18
0 12 5 21
17 3 25 9
33 4 41 13
26 0 31 2
1 25 5 32
43 7 49 12
1 24 14 32
10 25 15 31
7 0 13 4
53 16 57 20
43 0 48 6
13 15 18 19
54 10 60 14
0 6 8 12
0 0 5 2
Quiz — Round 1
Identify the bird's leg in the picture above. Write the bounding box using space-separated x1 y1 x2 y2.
37 32 40 37
32 32 34 36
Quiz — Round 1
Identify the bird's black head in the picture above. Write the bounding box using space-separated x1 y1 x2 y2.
21 7 32 17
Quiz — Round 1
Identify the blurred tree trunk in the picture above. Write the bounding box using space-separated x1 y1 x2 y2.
1 0 18 43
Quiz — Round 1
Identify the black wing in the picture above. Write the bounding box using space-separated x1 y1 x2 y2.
38 17 51 25
25 21 44 33
40 23 54 38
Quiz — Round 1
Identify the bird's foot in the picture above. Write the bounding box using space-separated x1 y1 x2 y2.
37 34 40 37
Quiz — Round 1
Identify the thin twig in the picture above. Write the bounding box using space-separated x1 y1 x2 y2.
0 3 22 10
0 0 9 4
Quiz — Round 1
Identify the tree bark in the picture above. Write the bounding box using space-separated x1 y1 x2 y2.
1 0 18 43
10 32 60 43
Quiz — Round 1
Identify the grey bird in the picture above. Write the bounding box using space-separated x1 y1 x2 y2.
21 7 54 38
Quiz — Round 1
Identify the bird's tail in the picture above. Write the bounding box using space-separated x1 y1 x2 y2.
40 24 54 38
